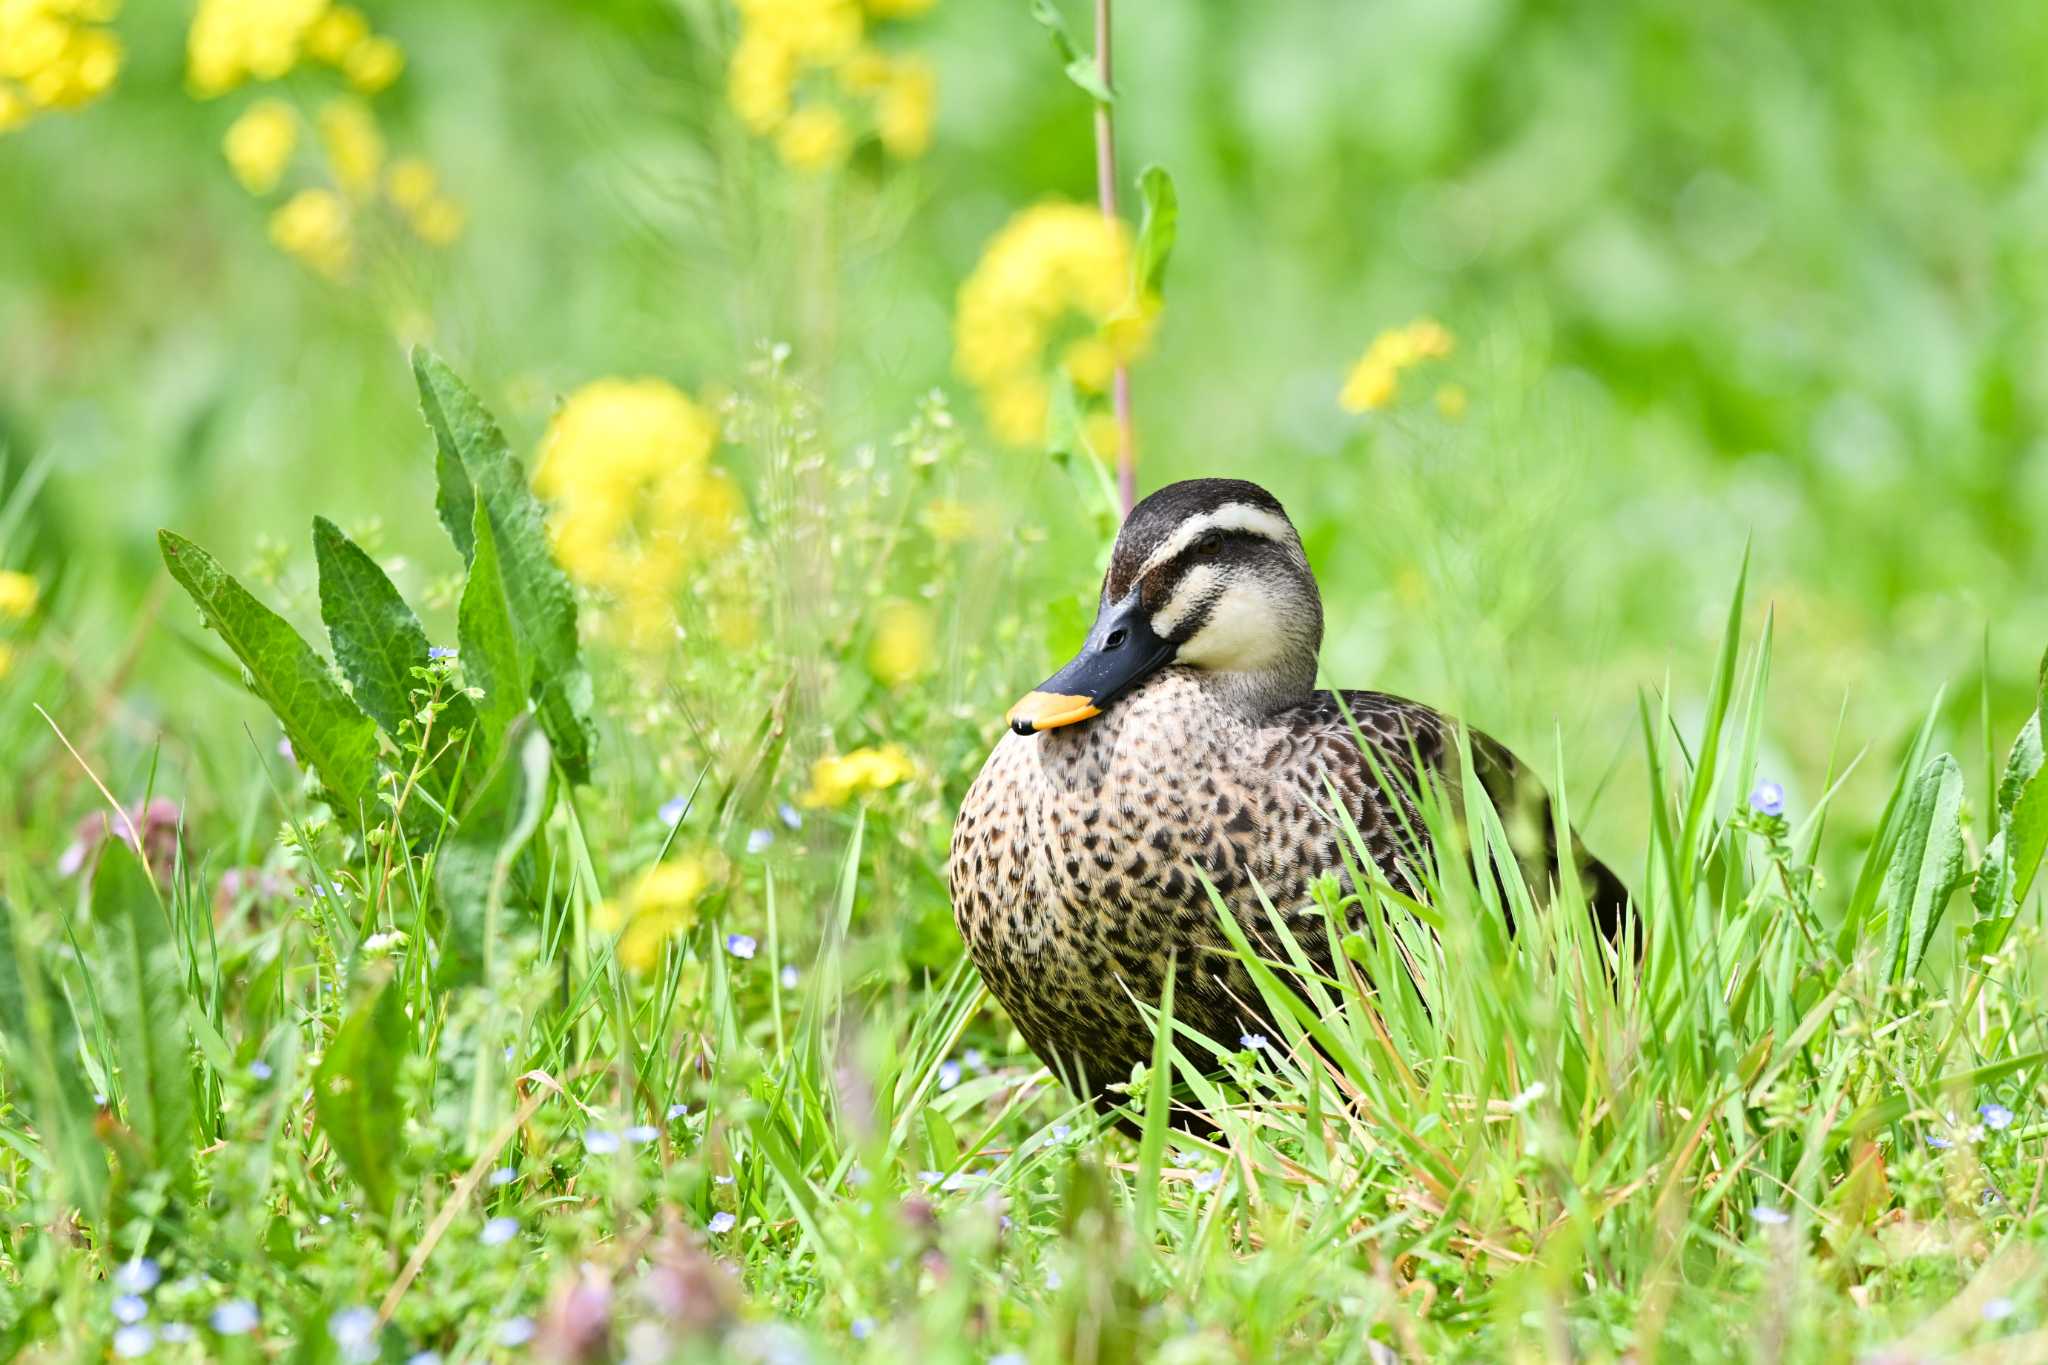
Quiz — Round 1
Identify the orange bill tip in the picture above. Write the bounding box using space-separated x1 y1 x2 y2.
1005 690 1101 734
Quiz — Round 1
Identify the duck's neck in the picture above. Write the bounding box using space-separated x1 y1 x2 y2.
1190 658 1318 723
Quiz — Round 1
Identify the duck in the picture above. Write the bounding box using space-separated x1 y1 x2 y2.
949 477 1627 1110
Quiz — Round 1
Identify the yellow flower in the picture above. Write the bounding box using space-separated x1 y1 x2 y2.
1339 318 1456 413
874 54 935 158
385 155 435 211
0 643 13 678
1061 334 1116 394
727 34 795 133
304 4 368 64
736 0 861 67
409 195 464 246
918 497 981 544
342 33 402 92
800 745 915 808
533 379 738 644
604 857 717 972
867 600 935 687
187 0 327 97
954 203 1149 446
862 0 934 14
1434 383 1468 420
224 98 296 193
0 0 123 128
0 570 39 619
1081 410 1122 459
776 104 850 170
268 187 352 278
317 97 383 193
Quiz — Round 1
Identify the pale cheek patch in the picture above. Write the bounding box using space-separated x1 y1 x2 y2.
1150 563 1220 637
1175 583 1291 672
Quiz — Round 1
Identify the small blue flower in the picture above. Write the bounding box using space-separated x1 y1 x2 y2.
498 1316 536 1347
963 1048 985 1071
708 1211 737 1234
210 1300 259 1335
1980 1102 2015 1131
479 1216 519 1247
1925 1134 1953 1151
114 1294 149 1324
667 1102 688 1121
851 1318 875 1340
584 1129 621 1155
624 1123 659 1144
659 795 691 827
407 1353 445 1365
428 646 458 661
779 964 800 989
778 802 803 830
747 828 774 854
937 1060 962 1091
113 1324 154 1358
159 1323 194 1343
1239 1033 1269 1051
114 1258 161 1294
1751 1205 1790 1226
1748 781 1786 818
725 933 757 960
1192 1170 1221 1191
488 1167 517 1187
1984 1297 2017 1322
992 1351 1027 1364
1052 1124 1072 1142
247 1059 273 1081
329 1306 377 1354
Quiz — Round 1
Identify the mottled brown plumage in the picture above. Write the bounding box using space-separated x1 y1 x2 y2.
949 479 1625 1107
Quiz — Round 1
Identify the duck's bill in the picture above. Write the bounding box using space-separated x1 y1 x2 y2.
1005 592 1174 736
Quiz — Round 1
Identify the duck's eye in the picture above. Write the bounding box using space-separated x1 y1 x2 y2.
1104 627 1128 649
1194 534 1223 557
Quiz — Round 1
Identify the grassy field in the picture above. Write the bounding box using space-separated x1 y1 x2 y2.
4 0 2048 1360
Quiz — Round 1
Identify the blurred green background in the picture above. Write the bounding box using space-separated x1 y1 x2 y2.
5 0 2047 864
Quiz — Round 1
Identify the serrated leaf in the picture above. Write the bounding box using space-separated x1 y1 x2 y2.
457 500 528 759
1995 711 2048 907
159 530 382 821
88 840 196 1192
412 349 594 783
313 972 408 1217
312 517 434 740
1133 164 1178 295
1879 753 1968 982
435 718 552 987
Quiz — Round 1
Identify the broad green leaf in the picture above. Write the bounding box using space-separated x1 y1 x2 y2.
412 349 594 783
0 898 108 1220
313 972 408 1217
88 840 196 1192
312 517 435 740
159 530 382 821
1030 0 1113 102
457 500 528 758
1879 753 1968 982
1133 164 1178 296
435 718 553 987
1971 706 2048 957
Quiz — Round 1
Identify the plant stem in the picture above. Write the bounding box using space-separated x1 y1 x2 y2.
1092 0 1136 515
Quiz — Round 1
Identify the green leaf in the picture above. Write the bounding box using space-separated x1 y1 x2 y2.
1879 752 1968 982
435 718 553 987
457 500 529 759
1971 704 2048 957
312 517 435 741
0 898 108 1220
88 840 196 1192
313 972 408 1217
1133 164 1178 296
1031 0 1113 102
412 349 595 783
159 530 382 821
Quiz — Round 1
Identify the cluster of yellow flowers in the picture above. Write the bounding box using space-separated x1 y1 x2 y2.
0 0 122 135
188 0 401 98
866 599 935 687
533 378 743 648
202 6 462 279
954 202 1158 446
728 0 939 171
1339 318 1456 414
0 570 37 679
595 857 718 972
800 744 915 808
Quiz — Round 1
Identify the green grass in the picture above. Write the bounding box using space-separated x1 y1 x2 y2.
5 0 2048 1359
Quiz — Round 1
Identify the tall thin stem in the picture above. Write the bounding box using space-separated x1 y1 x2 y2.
1092 0 1136 514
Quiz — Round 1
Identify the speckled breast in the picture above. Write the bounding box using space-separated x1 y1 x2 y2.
949 669 1330 1097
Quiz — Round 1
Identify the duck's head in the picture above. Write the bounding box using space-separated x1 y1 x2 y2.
1007 478 1324 735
